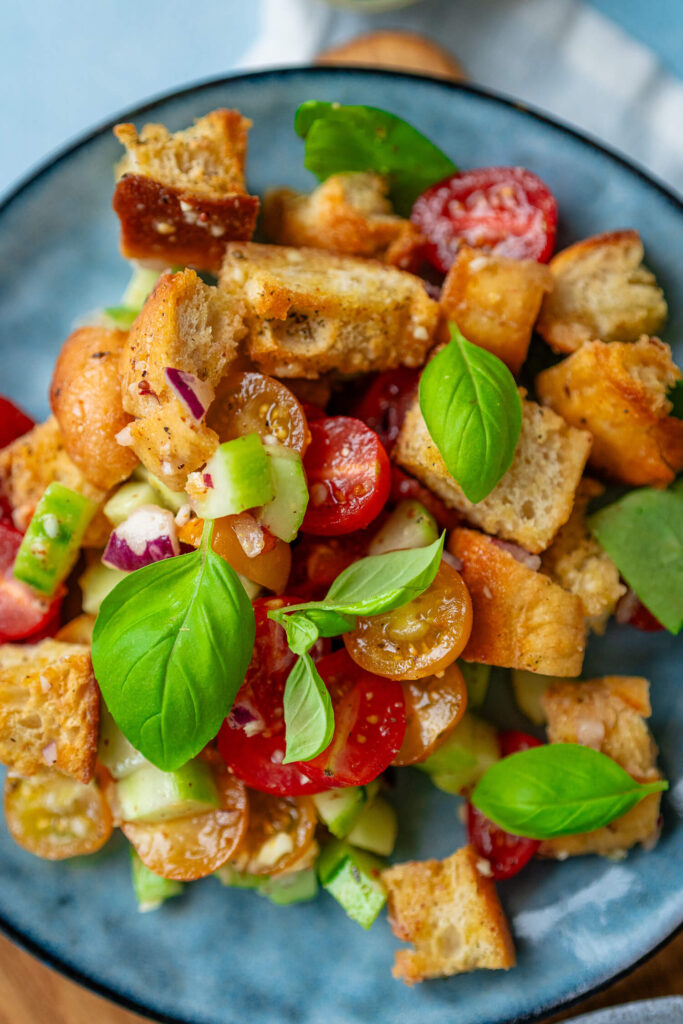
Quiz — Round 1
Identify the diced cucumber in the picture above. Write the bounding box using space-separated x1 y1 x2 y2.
215 864 268 890
259 445 309 542
104 481 159 527
317 840 386 930
188 435 274 519
417 712 500 795
98 706 148 779
512 669 553 725
313 786 366 839
103 306 139 330
459 661 491 708
121 265 164 309
134 465 187 514
346 797 397 857
368 500 438 556
236 572 262 601
130 847 183 912
261 869 318 905
13 483 96 596
79 561 128 614
117 760 220 823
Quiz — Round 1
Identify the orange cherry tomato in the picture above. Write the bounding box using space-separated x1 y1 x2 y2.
122 763 247 881
4 772 113 860
208 372 310 455
179 515 291 594
344 562 473 680
232 790 317 876
392 661 468 766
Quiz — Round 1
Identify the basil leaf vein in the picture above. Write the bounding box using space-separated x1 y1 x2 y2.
282 653 334 764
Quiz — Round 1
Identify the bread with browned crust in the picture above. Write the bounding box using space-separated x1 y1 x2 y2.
382 845 515 985
536 336 683 487
113 110 259 272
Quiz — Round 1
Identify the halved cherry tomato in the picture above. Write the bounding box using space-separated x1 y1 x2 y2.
345 561 472 680
351 369 419 453
122 762 247 881
392 662 467 766
466 802 540 881
500 730 543 757
390 467 460 531
208 372 310 455
232 790 317 876
179 515 291 594
301 417 391 536
0 396 34 449
0 522 63 642
412 166 558 273
288 531 369 601
299 649 406 789
4 772 113 860
618 594 665 633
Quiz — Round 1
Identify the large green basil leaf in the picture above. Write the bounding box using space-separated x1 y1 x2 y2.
282 653 334 764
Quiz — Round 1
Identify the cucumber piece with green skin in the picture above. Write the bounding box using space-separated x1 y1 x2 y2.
117 760 221 823
79 562 128 614
317 840 386 929
104 481 159 527
261 869 318 905
215 864 268 890
417 712 500 795
313 782 377 838
103 306 139 330
459 662 492 708
130 847 183 912
367 500 438 556
13 483 96 596
346 796 397 856
512 669 553 725
98 706 148 779
190 434 274 519
121 265 163 309
134 465 187 514
259 445 309 542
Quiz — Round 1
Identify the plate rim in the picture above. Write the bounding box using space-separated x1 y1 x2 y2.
0 63 681 1024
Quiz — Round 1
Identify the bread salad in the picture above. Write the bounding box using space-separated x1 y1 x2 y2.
1 102 681 986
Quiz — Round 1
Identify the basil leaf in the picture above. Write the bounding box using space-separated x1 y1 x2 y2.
92 540 255 771
295 101 456 216
302 607 356 637
282 653 334 763
281 614 321 657
668 379 683 419
472 744 667 840
589 485 683 634
419 324 522 504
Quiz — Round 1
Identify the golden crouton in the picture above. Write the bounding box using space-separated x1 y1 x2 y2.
112 110 259 272
536 336 683 487
394 394 592 553
55 614 96 645
50 326 137 491
219 242 438 379
536 229 667 353
439 247 553 373
450 528 586 676
119 269 246 489
0 640 99 783
0 417 110 547
540 677 662 858
316 29 466 82
382 845 515 985
542 479 626 633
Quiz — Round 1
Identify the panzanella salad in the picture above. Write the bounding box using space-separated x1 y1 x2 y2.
0 101 681 985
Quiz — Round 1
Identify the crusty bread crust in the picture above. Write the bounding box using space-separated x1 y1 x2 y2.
0 640 99 783
382 845 515 984
449 528 586 676
536 336 683 487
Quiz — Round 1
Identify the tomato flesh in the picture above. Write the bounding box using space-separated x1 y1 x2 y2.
392 662 467 766
208 372 310 456
4 772 112 860
412 166 558 273
466 802 540 881
179 515 291 594
288 531 369 601
0 522 63 642
0 396 34 449
499 730 543 757
351 369 419 453
301 417 391 536
390 467 460 531
232 790 317 876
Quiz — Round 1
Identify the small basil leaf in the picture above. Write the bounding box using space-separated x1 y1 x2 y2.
668 379 683 419
472 744 668 840
589 485 683 634
283 614 321 657
419 323 522 504
295 101 456 216
299 607 356 638
92 544 255 771
282 653 335 764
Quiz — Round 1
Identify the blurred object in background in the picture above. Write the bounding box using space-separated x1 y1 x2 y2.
317 29 465 79
320 0 422 9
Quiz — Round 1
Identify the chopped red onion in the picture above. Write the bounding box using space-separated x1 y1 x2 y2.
441 550 463 572
232 513 266 558
491 537 541 571
615 588 640 625
164 367 214 422
102 505 180 572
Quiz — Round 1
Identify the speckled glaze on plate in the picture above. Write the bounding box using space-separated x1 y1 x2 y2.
0 68 681 1024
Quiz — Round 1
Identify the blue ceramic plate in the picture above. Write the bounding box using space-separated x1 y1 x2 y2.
0 69 681 1024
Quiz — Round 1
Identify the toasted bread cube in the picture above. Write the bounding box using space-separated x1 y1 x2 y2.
0 418 110 547
539 677 662 858
394 394 592 553
119 268 246 489
449 528 586 676
536 336 683 487
542 478 625 633
112 110 259 272
439 247 553 373
0 640 99 783
536 230 667 353
382 845 515 985
219 242 438 379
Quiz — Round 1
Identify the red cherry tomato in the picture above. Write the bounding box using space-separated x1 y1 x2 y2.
499 730 543 757
299 649 406 790
411 166 558 273
288 531 369 602
0 396 34 449
351 369 420 453
301 417 391 536
623 597 665 633
390 466 460 531
0 523 62 642
466 802 540 881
